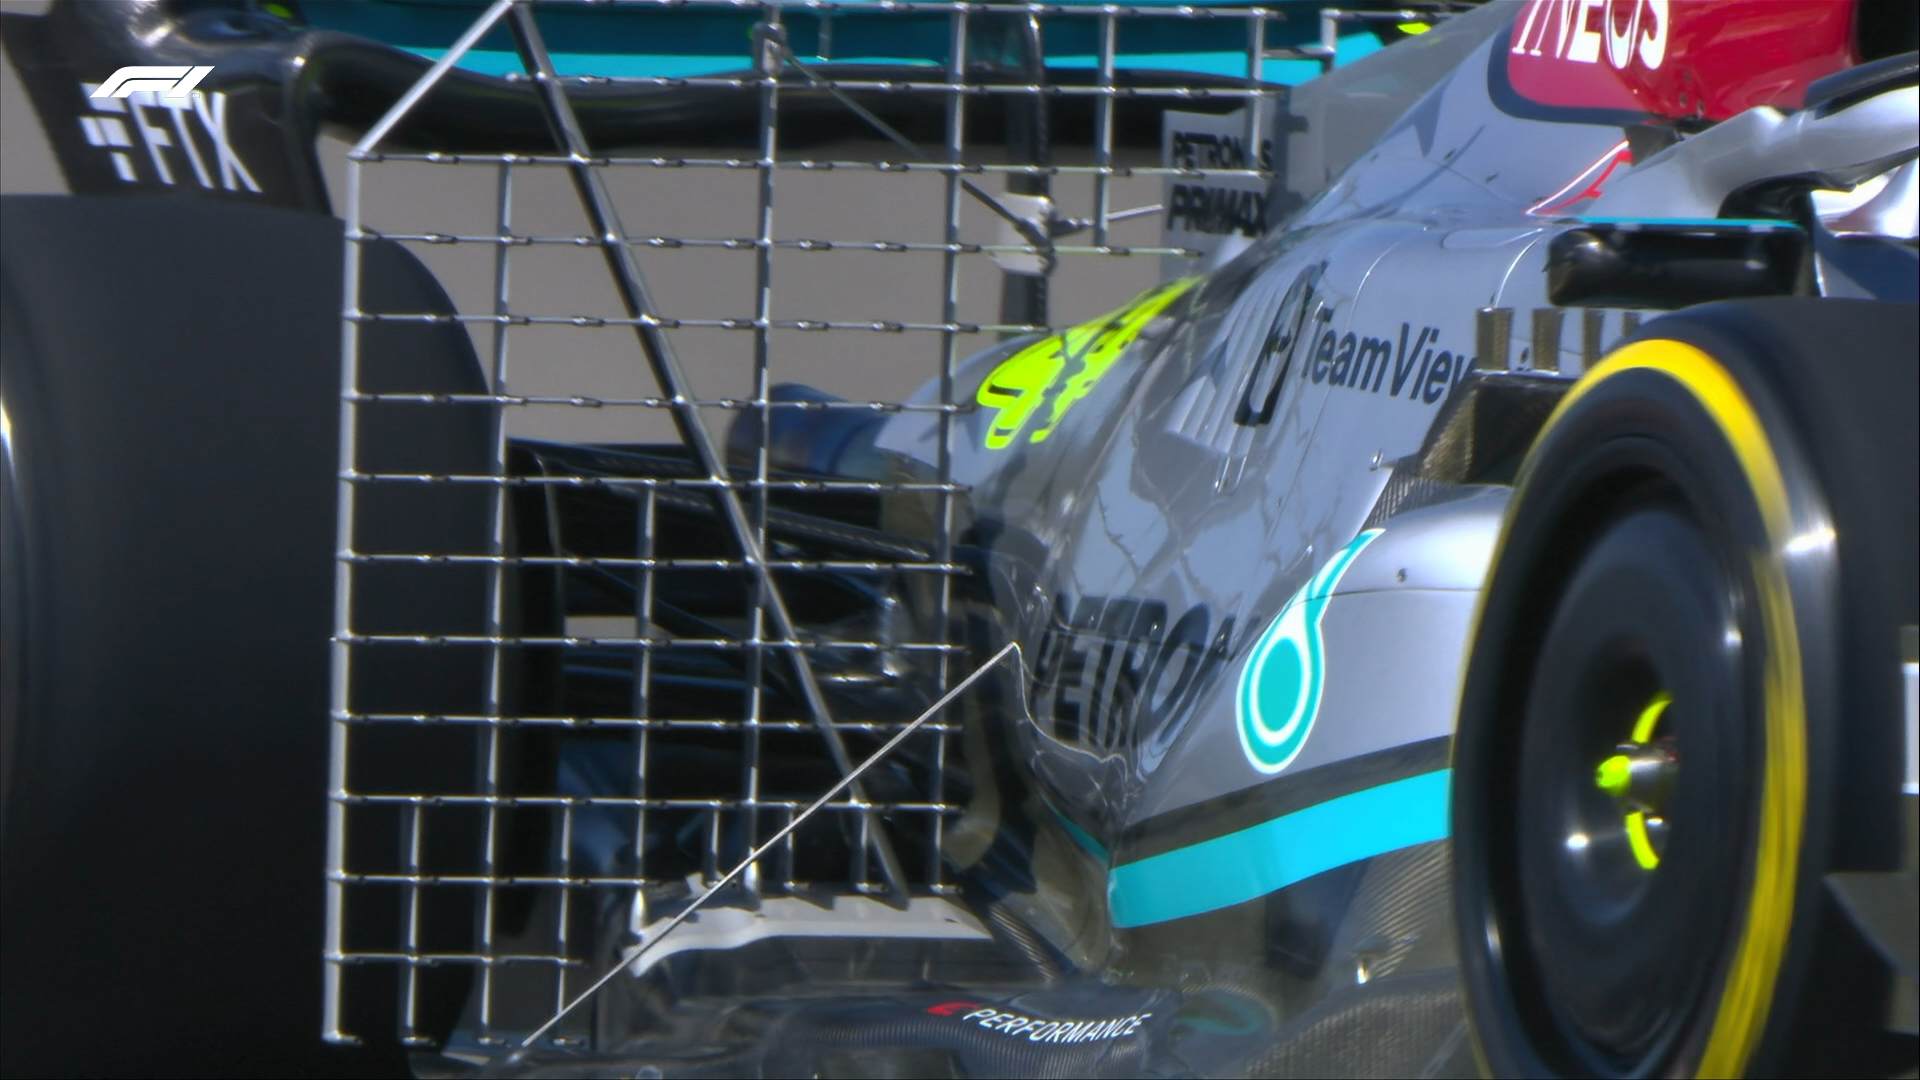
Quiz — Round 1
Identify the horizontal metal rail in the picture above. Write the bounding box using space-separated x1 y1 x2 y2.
348 553 968 572
367 230 1203 256
349 311 1070 333
342 712 964 732
346 473 968 494
351 392 968 412
339 634 965 652
360 152 1275 178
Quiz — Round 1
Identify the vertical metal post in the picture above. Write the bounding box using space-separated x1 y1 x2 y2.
1092 11 1117 250
998 10 1050 333
928 3 971 889
737 8 786 905
630 485 656 899
325 2 516 1044
1245 9 1266 191
551 780 576 1036
476 156 517 1046
400 802 426 1043
322 148 367 1047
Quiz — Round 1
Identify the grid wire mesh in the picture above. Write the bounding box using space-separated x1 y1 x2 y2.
324 0 1302 1049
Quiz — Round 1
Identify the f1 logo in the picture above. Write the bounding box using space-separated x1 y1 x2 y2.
77 68 259 193
90 66 214 101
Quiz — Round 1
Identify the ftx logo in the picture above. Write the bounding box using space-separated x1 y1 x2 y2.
77 66 260 192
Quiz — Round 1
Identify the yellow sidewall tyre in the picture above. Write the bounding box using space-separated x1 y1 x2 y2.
1452 299 1916 1078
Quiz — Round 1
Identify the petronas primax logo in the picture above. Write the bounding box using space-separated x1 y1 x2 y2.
1236 530 1383 773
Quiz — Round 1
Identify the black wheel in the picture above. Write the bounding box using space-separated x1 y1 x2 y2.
1453 299 1917 1078
0 196 495 1076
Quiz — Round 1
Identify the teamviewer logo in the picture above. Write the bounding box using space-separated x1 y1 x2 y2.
76 66 259 192
90 66 214 101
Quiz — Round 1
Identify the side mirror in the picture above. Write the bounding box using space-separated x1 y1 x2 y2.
1545 220 1807 309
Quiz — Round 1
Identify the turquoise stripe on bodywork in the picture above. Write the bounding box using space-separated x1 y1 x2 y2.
404 46 1376 83
1108 769 1451 928
1044 796 1112 863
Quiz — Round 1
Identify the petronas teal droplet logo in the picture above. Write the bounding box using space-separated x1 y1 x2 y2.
1236 529 1382 773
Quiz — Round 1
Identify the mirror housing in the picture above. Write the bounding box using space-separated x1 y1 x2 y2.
1545 220 1807 309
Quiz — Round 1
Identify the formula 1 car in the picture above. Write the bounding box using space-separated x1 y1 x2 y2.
2 1 1916 1078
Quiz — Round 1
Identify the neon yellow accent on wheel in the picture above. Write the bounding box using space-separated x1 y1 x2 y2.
1528 339 1807 1080
1625 810 1660 870
1595 754 1632 797
1632 691 1671 744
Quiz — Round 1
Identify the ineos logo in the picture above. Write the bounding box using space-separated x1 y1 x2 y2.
1512 0 1668 72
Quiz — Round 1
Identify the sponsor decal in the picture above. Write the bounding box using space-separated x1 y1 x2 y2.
1305 320 1474 405
1503 1 1851 121
1168 128 1273 175
977 279 1195 451
1235 263 1323 428
925 1000 983 1016
91 65 215 100
76 76 259 193
1510 0 1668 73
937 1005 1153 1044
1165 184 1267 241
1031 595 1238 755
1162 108 1274 266
1236 530 1382 774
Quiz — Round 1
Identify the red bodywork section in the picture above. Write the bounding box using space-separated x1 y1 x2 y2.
1507 0 1859 120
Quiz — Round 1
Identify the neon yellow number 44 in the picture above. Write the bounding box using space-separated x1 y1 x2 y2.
976 279 1196 450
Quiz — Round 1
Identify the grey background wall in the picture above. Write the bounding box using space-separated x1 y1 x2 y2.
2 0 1170 446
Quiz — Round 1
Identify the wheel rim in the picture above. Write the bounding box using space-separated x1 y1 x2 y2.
1454 338 1840 1079
1510 501 1758 1074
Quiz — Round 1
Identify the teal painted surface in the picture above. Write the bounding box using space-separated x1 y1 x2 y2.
409 46 1378 82
1107 769 1451 928
1044 796 1112 863
301 1 1386 84
405 47 941 78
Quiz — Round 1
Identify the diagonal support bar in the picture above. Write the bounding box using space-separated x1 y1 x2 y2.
502 2 909 901
353 0 514 157
515 642 1021 1052
775 43 1058 271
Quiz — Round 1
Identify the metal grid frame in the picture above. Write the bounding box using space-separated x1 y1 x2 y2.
322 0 1319 1051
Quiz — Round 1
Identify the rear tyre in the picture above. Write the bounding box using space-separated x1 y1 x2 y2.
0 196 494 1077
1452 299 1917 1077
